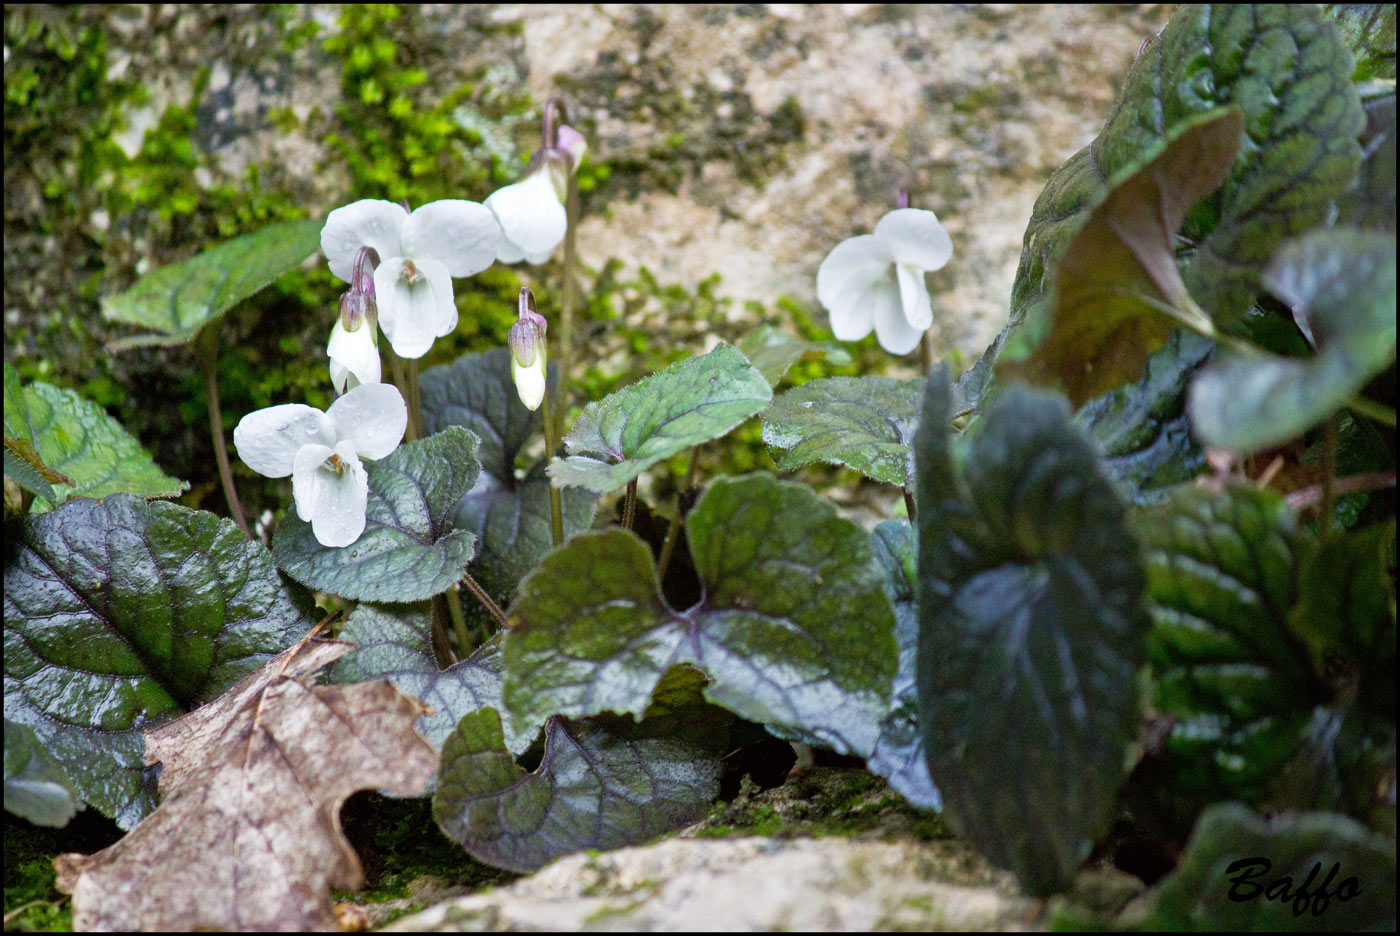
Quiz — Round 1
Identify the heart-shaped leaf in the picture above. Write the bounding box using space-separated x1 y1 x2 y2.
8 377 186 511
419 349 597 611
1125 803 1396 931
3 494 314 828
1007 4 1363 355
737 324 852 387
101 217 324 349
328 602 543 755
505 472 897 757
433 708 720 873
5 718 81 828
762 376 925 486
1141 486 1396 824
1073 329 1215 505
548 344 771 495
999 109 1243 405
273 427 480 603
865 519 941 811
1189 229 1397 452
915 372 1149 896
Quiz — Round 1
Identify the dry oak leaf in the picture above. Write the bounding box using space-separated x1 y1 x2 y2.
53 630 438 932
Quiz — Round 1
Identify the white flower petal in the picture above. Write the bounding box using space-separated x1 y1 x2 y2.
321 200 408 281
416 257 459 340
374 258 444 359
328 382 407 460
816 234 894 312
400 199 501 277
292 443 336 521
327 318 381 395
512 355 547 411
871 276 925 355
493 235 527 264
294 440 369 548
484 172 567 264
895 262 933 331
874 208 953 272
233 404 334 478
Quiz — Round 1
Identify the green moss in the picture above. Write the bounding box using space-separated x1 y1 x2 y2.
3 811 123 933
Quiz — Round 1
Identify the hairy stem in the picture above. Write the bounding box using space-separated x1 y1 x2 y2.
656 446 700 582
405 356 424 442
444 586 473 656
1349 395 1397 428
459 569 508 631
196 325 250 538
903 487 916 521
540 386 565 546
558 172 579 439
623 477 638 531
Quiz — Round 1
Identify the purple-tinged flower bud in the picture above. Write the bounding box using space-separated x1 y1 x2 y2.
509 288 549 411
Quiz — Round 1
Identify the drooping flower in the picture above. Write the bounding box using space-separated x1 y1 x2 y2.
508 289 549 411
320 199 500 359
232 383 407 548
816 207 953 355
485 101 587 265
328 251 381 395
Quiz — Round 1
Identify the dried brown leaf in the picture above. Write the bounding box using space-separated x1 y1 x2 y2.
53 631 439 932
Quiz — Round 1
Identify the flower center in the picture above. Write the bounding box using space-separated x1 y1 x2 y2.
323 453 347 474
402 260 423 285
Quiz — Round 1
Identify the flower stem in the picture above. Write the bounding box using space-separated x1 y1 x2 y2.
539 384 565 546
558 172 579 438
405 356 424 442
195 324 250 538
623 477 638 531
903 487 916 521
656 446 700 582
1349 395 1396 427
444 586 474 655
459 569 508 630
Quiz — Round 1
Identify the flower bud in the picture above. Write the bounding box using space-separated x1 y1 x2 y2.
556 124 588 174
509 308 549 411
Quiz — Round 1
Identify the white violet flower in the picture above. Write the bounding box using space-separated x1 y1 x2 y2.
327 264 381 395
508 293 549 411
320 199 500 359
816 208 953 355
485 123 587 265
233 382 408 548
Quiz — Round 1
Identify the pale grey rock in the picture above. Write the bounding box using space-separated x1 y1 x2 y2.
383 836 1037 932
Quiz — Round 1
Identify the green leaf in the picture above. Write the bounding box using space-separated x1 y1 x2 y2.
914 373 1149 896
433 709 719 873
419 349 597 610
101 217 324 349
273 427 480 603
1189 229 1397 452
736 324 852 387
5 719 81 828
18 380 187 511
548 344 772 495
1323 3 1396 81
1008 4 1363 352
999 109 1243 406
4 447 57 502
1335 91 1395 230
866 520 941 811
328 603 543 755
505 472 897 756
1073 329 1215 505
3 494 313 828
1126 803 1396 931
3 362 30 441
761 377 925 486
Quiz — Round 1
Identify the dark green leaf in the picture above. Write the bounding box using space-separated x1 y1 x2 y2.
737 324 852 387
761 377 924 486
505 472 897 757
328 603 543 755
1008 4 1363 351
18 380 187 511
433 709 720 873
1074 329 1215 505
3 494 312 828
866 520 941 811
1126 803 1396 931
419 349 598 610
273 427 480 603
1335 90 1395 230
101 218 324 349
999 109 1242 406
1189 229 1397 452
549 344 771 495
915 373 1149 896
5 719 81 828
1323 3 1396 81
